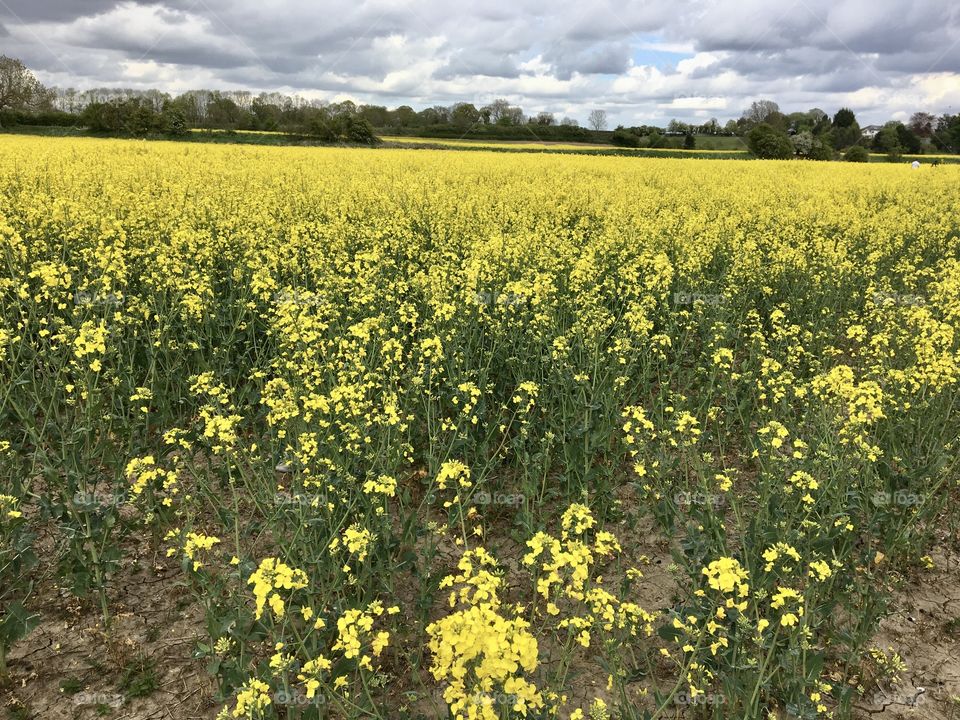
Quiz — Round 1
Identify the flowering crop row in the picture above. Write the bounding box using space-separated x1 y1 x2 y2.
0 136 958 718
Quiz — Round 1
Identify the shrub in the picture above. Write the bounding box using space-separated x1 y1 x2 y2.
162 108 189 136
81 99 163 137
610 127 640 148
843 145 870 162
342 115 380 146
747 123 794 159
808 141 836 161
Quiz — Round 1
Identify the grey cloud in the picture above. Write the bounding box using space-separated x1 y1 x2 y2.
711 49 869 83
4 0 960 127
805 67 890 94
435 50 522 80
543 42 632 79
0 0 193 24
875 45 960 74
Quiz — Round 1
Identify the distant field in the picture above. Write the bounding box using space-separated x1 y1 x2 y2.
868 151 960 163
381 134 746 151
380 134 613 150
380 134 752 159
3 125 959 162
382 135 960 162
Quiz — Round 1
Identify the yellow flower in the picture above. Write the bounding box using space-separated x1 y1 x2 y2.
702 557 750 595
247 557 308 620
231 679 271 718
435 460 471 490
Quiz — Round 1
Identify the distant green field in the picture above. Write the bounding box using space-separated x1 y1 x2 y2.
3 125 959 162
380 135 751 159
868 152 960 164
0 126 320 147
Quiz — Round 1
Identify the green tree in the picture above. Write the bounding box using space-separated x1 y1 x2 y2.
833 107 857 127
895 123 922 154
611 127 640 147
306 110 379 145
872 123 902 154
747 123 794 159
250 96 282 130
358 104 389 128
931 114 959 152
788 112 814 134
830 108 862 149
831 122 862 150
764 110 790 132
486 99 523 125
808 140 835 161
81 101 121 132
80 98 163 136
341 115 379 145
205 95 243 130
947 115 960 151
647 129 668 148
123 99 159 136
450 103 481 127
389 105 418 128
843 145 869 162
162 106 189 136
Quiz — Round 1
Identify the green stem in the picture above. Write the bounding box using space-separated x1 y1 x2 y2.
650 635 706 720
0 640 8 685
748 627 782 714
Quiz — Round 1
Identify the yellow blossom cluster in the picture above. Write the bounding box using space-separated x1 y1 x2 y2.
247 558 309 620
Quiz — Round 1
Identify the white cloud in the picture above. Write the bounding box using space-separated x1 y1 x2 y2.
2 0 958 126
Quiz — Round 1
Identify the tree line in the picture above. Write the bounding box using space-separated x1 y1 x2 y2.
613 100 960 159
0 56 595 144
3 55 960 156
737 100 958 160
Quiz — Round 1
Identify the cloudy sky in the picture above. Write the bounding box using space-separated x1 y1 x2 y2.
2 0 959 125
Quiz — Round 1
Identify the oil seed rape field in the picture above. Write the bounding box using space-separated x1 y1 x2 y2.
1 135 960 720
